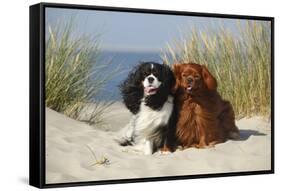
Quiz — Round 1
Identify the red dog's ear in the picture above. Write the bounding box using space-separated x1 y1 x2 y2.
171 64 181 94
202 65 217 91
172 63 181 76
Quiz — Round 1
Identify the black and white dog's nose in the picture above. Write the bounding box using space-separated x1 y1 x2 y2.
148 77 154 83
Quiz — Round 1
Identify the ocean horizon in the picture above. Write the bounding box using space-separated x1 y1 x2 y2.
92 50 165 101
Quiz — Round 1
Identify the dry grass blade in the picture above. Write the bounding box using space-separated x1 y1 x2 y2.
162 21 271 117
45 20 121 125
86 145 110 166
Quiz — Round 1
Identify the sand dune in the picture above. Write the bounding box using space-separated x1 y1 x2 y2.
46 103 271 184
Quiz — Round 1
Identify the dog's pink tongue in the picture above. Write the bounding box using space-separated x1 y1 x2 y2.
145 87 157 93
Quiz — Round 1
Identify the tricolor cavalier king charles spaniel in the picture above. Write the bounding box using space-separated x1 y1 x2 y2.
116 62 176 155
172 63 240 149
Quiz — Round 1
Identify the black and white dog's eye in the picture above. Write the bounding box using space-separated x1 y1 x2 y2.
144 71 150 76
152 71 159 76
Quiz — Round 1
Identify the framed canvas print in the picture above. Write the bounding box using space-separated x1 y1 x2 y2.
29 2 274 188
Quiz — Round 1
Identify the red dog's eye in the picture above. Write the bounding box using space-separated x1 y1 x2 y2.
194 75 200 80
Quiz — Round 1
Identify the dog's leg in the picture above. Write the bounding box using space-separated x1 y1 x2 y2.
124 115 136 139
144 139 153 155
160 139 172 154
196 135 208 148
115 115 136 145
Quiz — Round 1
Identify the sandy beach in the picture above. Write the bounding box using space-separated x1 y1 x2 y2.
46 102 271 184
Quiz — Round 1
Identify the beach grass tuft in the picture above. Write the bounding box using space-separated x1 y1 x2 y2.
45 21 119 125
163 21 271 118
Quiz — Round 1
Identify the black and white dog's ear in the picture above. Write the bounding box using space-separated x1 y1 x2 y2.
119 63 144 114
119 64 141 90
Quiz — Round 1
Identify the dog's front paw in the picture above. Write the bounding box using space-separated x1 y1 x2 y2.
144 150 153 155
159 144 172 155
114 137 133 146
160 150 171 155
160 147 171 155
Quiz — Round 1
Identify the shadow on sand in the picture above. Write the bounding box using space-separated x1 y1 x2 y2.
238 129 267 141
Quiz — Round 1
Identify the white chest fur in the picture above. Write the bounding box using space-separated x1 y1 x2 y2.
117 96 174 155
134 96 174 138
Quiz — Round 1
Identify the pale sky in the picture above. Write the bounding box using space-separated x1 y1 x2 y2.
45 7 265 52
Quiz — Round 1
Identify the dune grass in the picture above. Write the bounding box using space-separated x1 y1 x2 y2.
163 21 271 118
45 21 119 125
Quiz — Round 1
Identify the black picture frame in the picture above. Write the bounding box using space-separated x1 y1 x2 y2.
29 2 275 189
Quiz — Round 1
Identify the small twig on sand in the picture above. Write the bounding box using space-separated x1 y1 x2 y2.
86 145 110 166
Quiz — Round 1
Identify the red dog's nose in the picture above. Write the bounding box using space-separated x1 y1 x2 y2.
187 77 193 84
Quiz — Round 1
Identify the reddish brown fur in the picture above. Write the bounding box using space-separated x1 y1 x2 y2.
173 63 239 149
